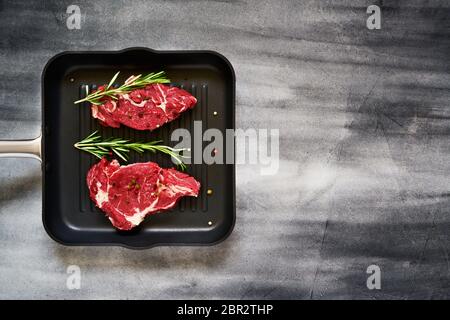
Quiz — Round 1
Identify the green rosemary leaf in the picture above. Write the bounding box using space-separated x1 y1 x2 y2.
106 71 120 90
74 71 170 105
74 131 188 169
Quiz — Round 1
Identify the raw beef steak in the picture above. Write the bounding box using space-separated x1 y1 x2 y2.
91 83 197 130
87 158 200 230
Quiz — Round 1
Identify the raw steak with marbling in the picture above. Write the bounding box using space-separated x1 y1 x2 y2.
87 158 200 230
91 83 197 131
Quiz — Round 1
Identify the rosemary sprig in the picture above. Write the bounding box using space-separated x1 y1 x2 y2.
74 131 188 170
74 71 171 105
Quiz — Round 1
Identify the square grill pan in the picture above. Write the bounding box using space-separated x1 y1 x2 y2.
42 48 235 248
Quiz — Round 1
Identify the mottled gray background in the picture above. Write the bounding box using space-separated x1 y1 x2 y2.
1 0 450 299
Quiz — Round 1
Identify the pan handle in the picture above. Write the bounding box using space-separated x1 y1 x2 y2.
0 135 41 161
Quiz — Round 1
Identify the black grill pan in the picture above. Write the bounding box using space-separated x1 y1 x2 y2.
3 48 235 248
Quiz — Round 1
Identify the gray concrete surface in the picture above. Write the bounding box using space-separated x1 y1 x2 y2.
1 0 450 299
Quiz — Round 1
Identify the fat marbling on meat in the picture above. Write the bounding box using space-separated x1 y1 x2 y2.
87 158 200 230
91 83 197 131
